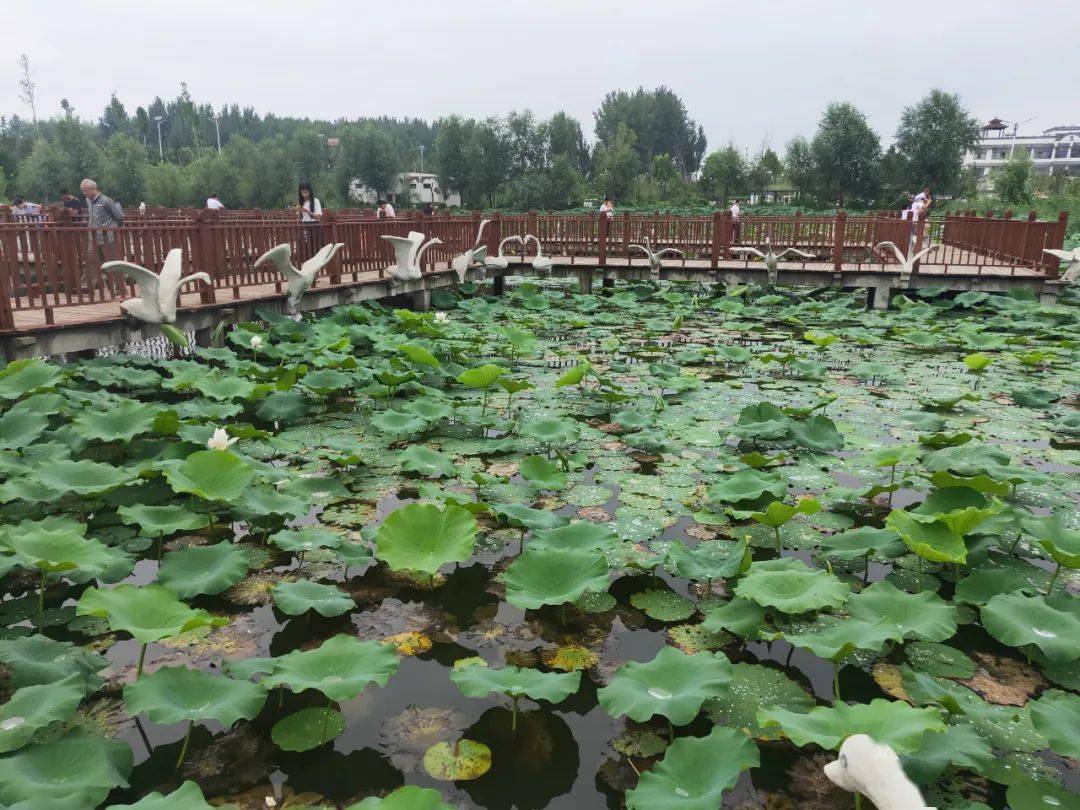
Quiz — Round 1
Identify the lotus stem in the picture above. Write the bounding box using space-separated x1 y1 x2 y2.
1008 532 1023 554
1046 563 1061 595
666 718 674 742
35 565 47 630
136 643 148 677
833 661 842 703
278 687 284 708
627 757 641 776
774 526 782 553
855 792 862 810
864 551 872 584
176 719 194 769
511 696 519 732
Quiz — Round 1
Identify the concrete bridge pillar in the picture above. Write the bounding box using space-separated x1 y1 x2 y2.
868 286 892 310
602 272 615 289
579 269 594 294
492 274 505 296
412 288 431 312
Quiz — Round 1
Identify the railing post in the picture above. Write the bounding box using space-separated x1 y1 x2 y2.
621 211 630 258
1019 211 1036 271
1047 211 1069 278
598 213 608 266
527 210 538 244
0 220 15 330
832 210 846 271
325 209 341 284
720 210 732 260
489 211 502 256
710 210 722 268
912 213 927 275
191 210 218 304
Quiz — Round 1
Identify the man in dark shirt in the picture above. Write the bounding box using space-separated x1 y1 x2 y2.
59 189 84 212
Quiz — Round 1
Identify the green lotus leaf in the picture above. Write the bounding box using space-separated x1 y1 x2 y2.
630 589 696 622
0 731 132 807
271 707 345 752
925 471 1010 496
921 442 1018 482
422 738 491 781
116 504 211 536
624 726 759 810
759 698 945 754
706 470 786 506
398 342 442 368
254 390 312 422
885 509 968 564
370 410 427 436
1 517 111 574
1005 780 1080 810
666 539 750 582
700 597 767 637
272 579 354 617
733 557 849 614
270 527 343 553
597 646 732 725
1029 690 1080 759
457 363 505 389
530 522 618 554
158 542 249 598
847 580 958 642
403 398 454 423
233 485 309 522
955 566 1044 606
750 497 821 529
518 455 567 490
398 445 458 478
301 368 354 394
450 660 581 703
35 458 137 496
556 362 591 388
104 780 215 809
613 410 653 431
0 635 108 690
376 503 477 575
904 642 976 678
492 502 568 531
787 414 845 451
123 665 267 726
819 526 904 561
705 662 815 740
1011 387 1060 408
500 546 609 610
0 673 85 754
262 635 399 700
963 352 993 372
981 592 1080 662
76 584 228 643
499 325 538 354
778 618 896 662
347 785 456 810
0 359 64 400
519 417 580 447
901 723 993 785
163 450 254 502
1021 514 1080 569
0 408 48 450
193 372 256 400
732 402 791 441
72 399 165 442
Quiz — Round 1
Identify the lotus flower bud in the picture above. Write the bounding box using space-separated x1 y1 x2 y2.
206 427 238 451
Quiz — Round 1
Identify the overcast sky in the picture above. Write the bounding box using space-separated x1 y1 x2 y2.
4 0 1077 157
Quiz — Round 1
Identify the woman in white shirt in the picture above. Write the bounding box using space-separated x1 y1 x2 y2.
296 182 324 254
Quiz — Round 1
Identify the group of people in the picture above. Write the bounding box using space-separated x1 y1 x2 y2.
901 187 933 221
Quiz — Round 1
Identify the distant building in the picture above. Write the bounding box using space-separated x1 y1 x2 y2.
965 119 1080 189
349 172 461 208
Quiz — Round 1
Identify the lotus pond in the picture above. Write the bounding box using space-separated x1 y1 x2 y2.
0 280 1078 810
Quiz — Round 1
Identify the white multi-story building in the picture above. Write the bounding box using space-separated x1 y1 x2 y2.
349 172 461 207
965 119 1080 189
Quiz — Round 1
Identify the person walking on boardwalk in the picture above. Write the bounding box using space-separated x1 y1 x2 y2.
80 178 124 293
377 198 396 219
729 199 742 244
206 193 225 210
599 196 615 219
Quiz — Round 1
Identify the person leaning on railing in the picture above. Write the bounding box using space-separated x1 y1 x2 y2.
79 178 125 294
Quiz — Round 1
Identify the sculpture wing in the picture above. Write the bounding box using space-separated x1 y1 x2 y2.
777 248 815 260
254 244 300 281
472 219 491 249
1043 249 1077 262
154 249 185 308
102 259 161 303
471 245 487 263
300 242 344 279
656 248 685 258
628 243 649 257
730 247 765 259
911 244 940 264
874 242 906 265
382 234 423 269
497 235 522 256
415 237 443 267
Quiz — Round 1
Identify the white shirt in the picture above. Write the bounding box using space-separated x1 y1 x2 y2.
206 197 224 210
599 202 614 219
911 200 926 220
379 203 396 219
729 203 741 220
300 198 323 222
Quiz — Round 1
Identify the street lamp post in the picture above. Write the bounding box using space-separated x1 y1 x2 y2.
213 116 221 153
153 115 164 159
419 145 425 173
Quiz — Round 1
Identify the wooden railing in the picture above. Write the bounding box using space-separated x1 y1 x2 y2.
0 209 1066 331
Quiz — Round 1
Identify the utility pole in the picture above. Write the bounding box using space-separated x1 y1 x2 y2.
419 145 425 173
154 116 165 159
213 116 221 152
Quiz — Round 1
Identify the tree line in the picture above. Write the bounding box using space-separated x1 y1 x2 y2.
0 76 1041 213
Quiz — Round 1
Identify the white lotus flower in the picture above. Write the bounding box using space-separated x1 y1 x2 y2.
206 428 238 451
250 335 264 349
434 312 449 323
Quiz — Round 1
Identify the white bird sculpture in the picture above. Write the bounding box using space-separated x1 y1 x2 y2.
629 237 685 280
381 231 443 284
730 237 815 285
103 248 211 324
874 241 941 285
483 235 524 271
451 219 491 283
523 234 554 275
824 735 932 810
1044 246 1080 282
253 242 345 314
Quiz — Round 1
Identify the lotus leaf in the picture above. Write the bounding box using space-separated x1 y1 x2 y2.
398 445 458 478
623 726 758 809
885 509 968 564
116 504 211 536
1029 689 1080 759
73 399 165 442
347 785 456 810
819 526 904 561
700 597 767 637
370 410 427 436
104 780 216 809
519 417 580 447
377 503 477 575
518 455 567 490
759 698 945 754
272 579 354 617
630 589 696 621
0 731 132 807
493 502 569 531
733 557 849 614
163 450 254 502
597 646 732 725
35 458 137 495
457 364 505 389
779 618 896 663
272 707 345 752
501 546 609 610
0 359 64 400
1005 780 1080 810
124 665 267 726
706 470 786 506
255 390 312 422
530 522 617 554
0 408 48 450
847 580 958 642
981 592 1080 662
901 723 994 785
0 673 84 753
450 660 581 703
1021 514 1080 572
262 635 400 700
270 527 343 553
158 542 249 598
423 738 492 781
76 584 228 643
666 539 750 582
705 662 815 739
0 635 108 690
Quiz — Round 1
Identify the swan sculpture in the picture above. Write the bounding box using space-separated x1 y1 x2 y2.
103 248 211 324
730 237 815 285
523 235 554 275
1044 246 1080 282
381 231 443 284
451 219 491 283
874 241 941 285
824 735 931 810
629 237 685 280
483 235 524 271
253 242 345 314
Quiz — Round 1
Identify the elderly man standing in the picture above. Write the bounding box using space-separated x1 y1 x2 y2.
80 178 124 293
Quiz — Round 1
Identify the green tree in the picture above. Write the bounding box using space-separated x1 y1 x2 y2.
99 134 148 205
466 118 510 207
593 123 640 200
747 147 782 190
594 86 706 172
335 124 400 204
699 144 746 202
810 102 881 206
434 115 471 206
894 90 980 195
15 139 71 200
993 151 1032 205
783 136 817 199
547 111 590 174
99 94 131 139
144 161 193 206
53 116 102 186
